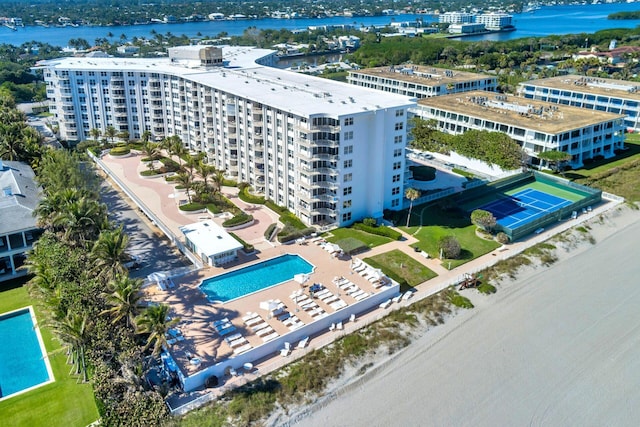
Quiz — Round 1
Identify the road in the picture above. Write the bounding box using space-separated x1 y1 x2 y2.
100 182 190 279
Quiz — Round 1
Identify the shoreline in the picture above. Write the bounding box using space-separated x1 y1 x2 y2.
283 204 640 426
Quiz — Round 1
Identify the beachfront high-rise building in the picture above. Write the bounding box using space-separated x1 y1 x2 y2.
38 46 415 228
347 65 497 99
414 91 625 168
518 75 640 132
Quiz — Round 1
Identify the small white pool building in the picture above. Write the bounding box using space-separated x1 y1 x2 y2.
179 221 243 266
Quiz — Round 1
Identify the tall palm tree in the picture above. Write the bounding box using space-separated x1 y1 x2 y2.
34 188 82 230
196 161 214 188
102 275 144 328
141 130 152 144
140 140 160 161
168 135 186 166
53 311 91 382
405 187 421 227
0 122 22 161
136 304 179 356
89 128 101 141
91 226 130 282
212 169 226 197
51 197 107 246
175 172 193 203
104 125 117 143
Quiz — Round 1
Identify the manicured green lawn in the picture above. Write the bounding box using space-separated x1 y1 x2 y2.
0 281 99 427
364 250 437 291
325 228 392 249
403 205 500 269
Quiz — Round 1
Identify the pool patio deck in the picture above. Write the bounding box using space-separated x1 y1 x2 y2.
142 240 392 380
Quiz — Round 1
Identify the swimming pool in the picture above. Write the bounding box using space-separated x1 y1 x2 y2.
0 307 53 400
199 254 314 302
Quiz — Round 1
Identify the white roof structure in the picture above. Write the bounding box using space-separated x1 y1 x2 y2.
179 220 243 257
38 45 414 118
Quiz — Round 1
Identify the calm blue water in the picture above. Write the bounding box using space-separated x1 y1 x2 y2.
0 309 50 399
3 3 640 46
199 254 313 302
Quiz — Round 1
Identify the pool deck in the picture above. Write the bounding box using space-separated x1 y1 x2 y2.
142 241 391 379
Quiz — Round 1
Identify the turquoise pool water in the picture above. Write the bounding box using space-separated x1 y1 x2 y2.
0 308 51 399
199 254 314 302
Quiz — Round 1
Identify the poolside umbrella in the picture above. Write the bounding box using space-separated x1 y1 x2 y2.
294 273 309 285
260 300 280 312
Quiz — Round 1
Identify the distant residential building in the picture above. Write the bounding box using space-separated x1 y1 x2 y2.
414 91 625 168
348 65 497 99
518 75 640 131
116 45 140 55
0 160 42 282
39 45 414 228
474 12 513 30
439 12 475 24
448 23 486 34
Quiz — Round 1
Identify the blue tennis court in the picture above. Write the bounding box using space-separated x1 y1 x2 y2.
477 188 573 229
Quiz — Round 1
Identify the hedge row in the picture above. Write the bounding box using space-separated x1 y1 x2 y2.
238 187 266 204
110 146 130 156
277 227 316 244
264 223 277 240
159 157 181 172
353 223 402 240
179 203 205 212
265 200 287 214
229 232 254 253
222 213 253 227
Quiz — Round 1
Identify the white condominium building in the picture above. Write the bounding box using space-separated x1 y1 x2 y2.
518 75 640 132
414 91 625 168
438 12 475 24
474 13 513 30
38 46 415 228
348 65 497 99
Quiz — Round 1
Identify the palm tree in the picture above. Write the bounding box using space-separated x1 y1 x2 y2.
34 188 82 230
405 188 421 227
141 130 152 144
0 122 23 161
53 311 91 382
196 161 214 188
212 169 226 197
102 275 144 328
168 135 186 166
89 128 101 141
136 304 179 356
51 197 107 246
91 226 130 282
140 140 160 161
175 172 193 203
104 125 117 143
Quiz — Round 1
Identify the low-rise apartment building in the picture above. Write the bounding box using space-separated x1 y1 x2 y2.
518 75 640 132
414 91 625 168
348 65 497 99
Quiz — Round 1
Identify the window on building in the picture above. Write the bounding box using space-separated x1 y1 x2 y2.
343 200 352 208
344 117 354 126
343 159 352 168
393 161 402 170
343 186 352 195
394 149 403 157
392 187 400 195
343 173 352 182
342 212 352 222
393 174 401 182
344 145 353 155
394 135 403 144
395 122 404 131
344 131 353 140
396 109 404 117
391 199 400 207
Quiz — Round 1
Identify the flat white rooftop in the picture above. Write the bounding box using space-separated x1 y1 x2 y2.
179 220 242 257
39 46 415 117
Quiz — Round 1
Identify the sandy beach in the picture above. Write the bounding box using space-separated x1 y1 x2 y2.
290 206 640 427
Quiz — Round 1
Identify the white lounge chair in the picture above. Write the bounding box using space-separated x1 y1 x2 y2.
330 300 348 311
262 332 279 342
349 313 356 322
355 292 370 301
336 321 343 330
256 326 274 337
379 299 392 309
392 295 402 304
402 291 414 300
329 323 336 331
280 342 292 357
233 343 252 355
297 336 309 349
